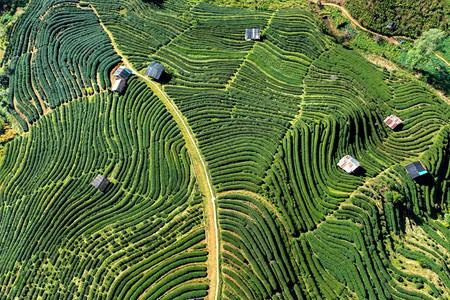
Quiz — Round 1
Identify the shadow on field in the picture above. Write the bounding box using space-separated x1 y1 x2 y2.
158 72 173 85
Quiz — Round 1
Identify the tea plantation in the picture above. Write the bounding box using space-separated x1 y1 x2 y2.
0 0 448 299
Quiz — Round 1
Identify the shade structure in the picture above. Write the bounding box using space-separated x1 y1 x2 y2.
405 161 428 180
113 66 132 80
145 62 165 80
91 174 110 192
245 28 261 40
112 78 126 93
337 155 361 174
384 114 402 130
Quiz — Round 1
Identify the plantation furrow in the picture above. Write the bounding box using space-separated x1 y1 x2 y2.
2 1 449 299
0 78 210 298
12 96 30 127
90 7 220 299
310 166 393 233
2 0 121 130
224 14 275 90
134 72 220 300
217 189 294 237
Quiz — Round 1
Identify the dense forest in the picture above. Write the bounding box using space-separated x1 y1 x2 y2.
1 0 28 11
345 0 449 38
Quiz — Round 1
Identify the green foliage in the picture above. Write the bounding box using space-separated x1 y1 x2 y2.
205 0 307 10
0 13 12 24
405 29 447 69
325 6 347 29
89 0 191 70
2 0 449 299
443 213 450 227
98 1 449 298
0 79 208 298
1 0 28 11
345 0 449 38
348 31 403 61
385 190 403 204
0 73 8 88
3 0 120 129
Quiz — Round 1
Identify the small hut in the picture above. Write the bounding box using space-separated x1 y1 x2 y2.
113 66 132 80
91 174 110 192
145 62 165 80
386 21 395 32
337 155 361 174
384 114 402 130
112 78 126 93
245 28 261 41
405 161 428 181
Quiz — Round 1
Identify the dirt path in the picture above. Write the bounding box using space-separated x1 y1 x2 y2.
319 1 401 45
434 52 450 67
91 6 220 300
12 97 30 128
323 16 340 36
30 51 52 116
133 71 220 300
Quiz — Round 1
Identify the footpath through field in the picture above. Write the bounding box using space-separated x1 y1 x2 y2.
91 7 220 300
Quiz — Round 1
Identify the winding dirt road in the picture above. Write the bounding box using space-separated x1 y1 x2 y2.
317 1 450 66
92 7 220 300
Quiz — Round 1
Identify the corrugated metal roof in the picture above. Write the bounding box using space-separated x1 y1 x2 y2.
91 174 110 192
337 155 361 174
245 28 261 40
387 21 395 30
144 62 165 80
384 114 402 130
112 78 126 93
114 66 132 80
405 161 427 180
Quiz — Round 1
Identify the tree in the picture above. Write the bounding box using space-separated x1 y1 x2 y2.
405 29 446 69
385 190 404 205
443 212 450 227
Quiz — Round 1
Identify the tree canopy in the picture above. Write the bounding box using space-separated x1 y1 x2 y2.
406 28 446 68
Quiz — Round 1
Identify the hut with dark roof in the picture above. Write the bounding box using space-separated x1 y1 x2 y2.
245 28 261 41
386 21 395 31
405 161 428 181
112 78 126 93
114 66 132 80
145 62 165 80
91 174 110 192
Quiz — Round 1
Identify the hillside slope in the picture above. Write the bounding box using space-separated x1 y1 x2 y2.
0 0 449 299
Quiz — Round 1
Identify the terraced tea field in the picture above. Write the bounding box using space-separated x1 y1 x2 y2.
0 0 448 299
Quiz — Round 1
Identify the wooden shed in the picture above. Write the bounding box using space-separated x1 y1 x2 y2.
386 21 395 31
112 78 126 93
